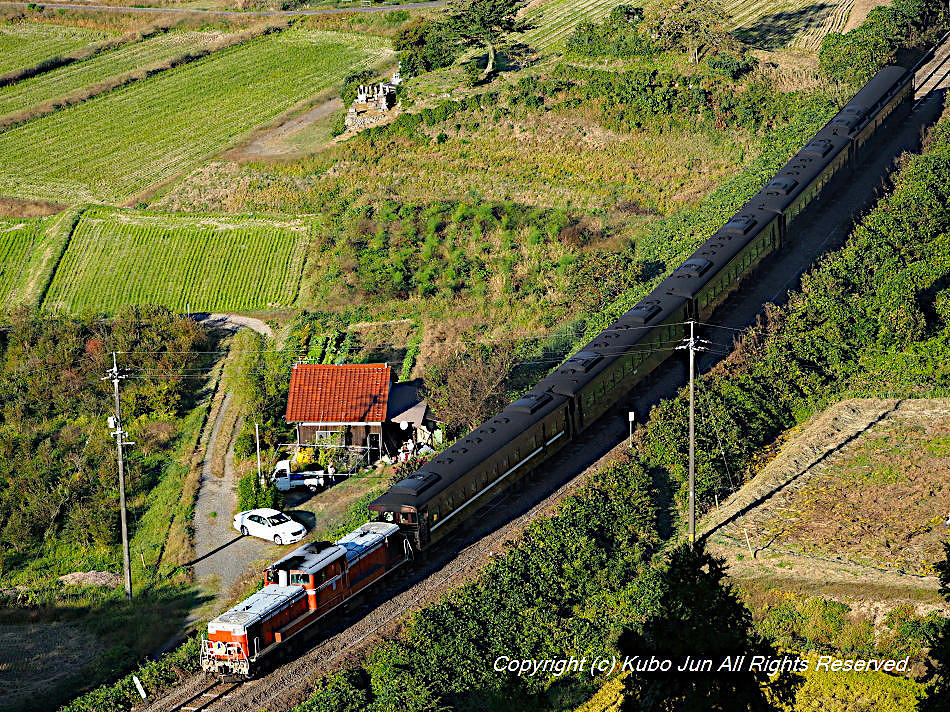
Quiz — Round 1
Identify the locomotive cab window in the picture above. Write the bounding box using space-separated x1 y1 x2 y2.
290 572 309 586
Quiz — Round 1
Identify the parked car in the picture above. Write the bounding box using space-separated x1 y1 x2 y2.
233 508 307 545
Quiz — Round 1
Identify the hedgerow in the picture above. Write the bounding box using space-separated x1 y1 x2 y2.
818 0 947 87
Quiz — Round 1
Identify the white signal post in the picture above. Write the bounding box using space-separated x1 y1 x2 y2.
104 352 134 600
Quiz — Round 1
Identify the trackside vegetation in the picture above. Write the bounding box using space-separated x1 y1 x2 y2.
283 97 950 712
0 308 212 710
819 0 945 87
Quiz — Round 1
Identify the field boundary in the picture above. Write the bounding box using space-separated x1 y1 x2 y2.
0 23 287 135
33 206 82 309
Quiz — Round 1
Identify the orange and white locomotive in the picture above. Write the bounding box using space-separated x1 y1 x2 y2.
201 521 408 677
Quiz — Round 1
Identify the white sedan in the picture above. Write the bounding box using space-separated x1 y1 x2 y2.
233 508 307 545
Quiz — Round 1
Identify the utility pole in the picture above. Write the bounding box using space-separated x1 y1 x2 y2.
676 321 708 544
104 352 133 600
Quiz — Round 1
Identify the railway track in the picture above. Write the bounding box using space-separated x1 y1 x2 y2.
914 30 950 104
167 680 240 712
138 33 950 712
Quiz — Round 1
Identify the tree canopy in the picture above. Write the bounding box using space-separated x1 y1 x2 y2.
618 542 799 711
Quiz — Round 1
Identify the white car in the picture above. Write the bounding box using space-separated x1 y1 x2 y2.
233 508 307 545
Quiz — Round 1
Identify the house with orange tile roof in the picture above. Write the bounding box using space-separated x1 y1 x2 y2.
285 363 437 463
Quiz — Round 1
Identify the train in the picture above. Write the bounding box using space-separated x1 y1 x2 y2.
201 65 913 678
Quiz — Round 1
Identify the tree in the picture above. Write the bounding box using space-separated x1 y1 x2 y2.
640 0 731 63
395 20 458 77
442 0 534 80
423 341 517 433
618 542 799 711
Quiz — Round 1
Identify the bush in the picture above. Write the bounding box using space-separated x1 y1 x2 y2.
818 0 947 86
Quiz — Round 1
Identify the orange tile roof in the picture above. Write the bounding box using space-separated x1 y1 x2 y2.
286 364 392 424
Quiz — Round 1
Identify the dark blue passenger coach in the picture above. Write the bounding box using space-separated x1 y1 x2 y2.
368 66 915 552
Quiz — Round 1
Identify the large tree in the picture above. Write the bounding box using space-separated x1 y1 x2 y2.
618 542 799 711
640 0 731 63
442 0 533 79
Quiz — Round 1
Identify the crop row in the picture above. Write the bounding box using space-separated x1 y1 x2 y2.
0 30 228 118
0 22 112 77
0 219 49 308
725 0 856 50
41 209 310 313
0 29 391 204
521 0 630 51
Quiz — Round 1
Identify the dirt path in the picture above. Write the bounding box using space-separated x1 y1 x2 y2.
192 396 270 609
229 97 342 161
195 313 273 339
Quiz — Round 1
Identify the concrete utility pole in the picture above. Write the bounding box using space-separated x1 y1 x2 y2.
676 321 708 544
104 352 133 600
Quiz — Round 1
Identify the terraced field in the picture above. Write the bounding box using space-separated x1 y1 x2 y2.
0 28 392 204
42 209 310 313
0 211 76 309
725 0 856 50
521 0 629 51
522 0 857 52
0 22 112 76
0 29 231 117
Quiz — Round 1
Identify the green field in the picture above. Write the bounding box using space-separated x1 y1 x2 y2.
0 22 112 76
0 211 77 309
0 29 233 118
41 208 310 312
0 28 392 204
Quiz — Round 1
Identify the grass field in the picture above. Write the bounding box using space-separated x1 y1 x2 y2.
41 208 310 313
0 29 232 118
726 0 856 50
0 22 112 76
0 28 392 205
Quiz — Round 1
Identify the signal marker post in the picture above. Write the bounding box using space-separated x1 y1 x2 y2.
104 352 133 600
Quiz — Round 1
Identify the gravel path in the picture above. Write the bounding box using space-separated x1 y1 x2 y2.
192 400 269 604
195 313 274 339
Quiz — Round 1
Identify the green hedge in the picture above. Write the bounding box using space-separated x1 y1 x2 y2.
819 0 947 87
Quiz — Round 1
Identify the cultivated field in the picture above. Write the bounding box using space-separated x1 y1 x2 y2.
521 0 859 52
521 0 629 51
42 208 310 312
0 28 392 205
0 29 230 118
0 22 112 76
704 398 950 579
0 211 77 309
725 0 856 50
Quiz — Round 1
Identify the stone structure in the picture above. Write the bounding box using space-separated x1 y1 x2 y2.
345 69 402 132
